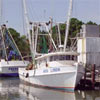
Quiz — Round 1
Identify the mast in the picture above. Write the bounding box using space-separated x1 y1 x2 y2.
0 0 2 25
34 24 39 56
45 23 57 50
22 0 35 60
22 0 32 49
64 0 73 52
57 23 61 46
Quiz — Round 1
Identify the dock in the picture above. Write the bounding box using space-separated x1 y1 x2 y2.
76 64 100 90
76 24 100 90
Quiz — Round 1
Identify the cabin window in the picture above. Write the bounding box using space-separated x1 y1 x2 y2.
53 55 58 61
44 58 46 62
50 55 58 61
59 55 64 60
39 60 42 63
50 56 53 61
49 55 77 61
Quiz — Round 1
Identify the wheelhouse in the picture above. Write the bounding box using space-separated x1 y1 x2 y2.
35 52 78 66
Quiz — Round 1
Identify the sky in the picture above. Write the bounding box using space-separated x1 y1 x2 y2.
1 0 100 35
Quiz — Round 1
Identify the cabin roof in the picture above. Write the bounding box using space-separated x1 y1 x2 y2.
35 51 78 60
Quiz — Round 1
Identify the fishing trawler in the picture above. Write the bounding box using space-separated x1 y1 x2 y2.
19 0 84 92
0 25 29 76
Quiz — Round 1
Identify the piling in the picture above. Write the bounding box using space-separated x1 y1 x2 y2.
76 64 100 90
91 64 96 89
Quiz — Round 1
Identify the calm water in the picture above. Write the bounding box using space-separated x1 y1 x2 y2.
0 77 100 100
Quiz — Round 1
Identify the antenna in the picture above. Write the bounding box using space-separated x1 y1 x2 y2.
64 0 73 52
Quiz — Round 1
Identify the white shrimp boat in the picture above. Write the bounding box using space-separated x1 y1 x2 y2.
19 52 84 92
19 0 85 92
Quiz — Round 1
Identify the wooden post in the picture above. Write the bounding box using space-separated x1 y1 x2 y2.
84 67 86 88
91 64 95 89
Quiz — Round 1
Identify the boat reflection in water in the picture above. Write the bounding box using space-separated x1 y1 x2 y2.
0 78 100 100
0 77 20 99
19 82 83 100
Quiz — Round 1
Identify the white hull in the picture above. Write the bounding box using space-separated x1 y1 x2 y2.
19 65 84 92
0 60 29 76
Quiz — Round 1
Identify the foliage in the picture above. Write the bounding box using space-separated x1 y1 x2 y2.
52 18 98 47
69 18 83 37
8 28 30 56
52 18 83 46
86 21 97 25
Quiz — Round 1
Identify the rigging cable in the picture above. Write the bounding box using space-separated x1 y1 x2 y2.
21 0 26 35
0 0 2 25
28 0 41 21
27 0 35 21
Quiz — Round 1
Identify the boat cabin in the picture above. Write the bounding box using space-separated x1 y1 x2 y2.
35 52 78 68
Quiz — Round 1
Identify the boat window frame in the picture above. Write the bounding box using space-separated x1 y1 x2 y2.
49 55 77 61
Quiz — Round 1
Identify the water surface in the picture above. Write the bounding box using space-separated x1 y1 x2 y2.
0 77 100 100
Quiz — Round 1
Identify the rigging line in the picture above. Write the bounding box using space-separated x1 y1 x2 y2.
21 0 26 35
27 1 35 21
2 0 7 24
18 0 23 34
73 0 78 19
7 28 25 62
1 0 5 24
29 0 40 21
99 1 100 24
50 0 55 20
1 27 8 61
0 0 2 25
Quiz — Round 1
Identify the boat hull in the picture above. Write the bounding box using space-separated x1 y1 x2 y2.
0 73 19 77
0 60 29 77
19 65 84 92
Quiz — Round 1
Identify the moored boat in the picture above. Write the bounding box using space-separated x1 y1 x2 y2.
19 52 84 92
19 0 85 92
0 24 29 77
0 59 29 77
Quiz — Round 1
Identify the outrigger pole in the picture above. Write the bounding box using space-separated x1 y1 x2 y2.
64 0 73 52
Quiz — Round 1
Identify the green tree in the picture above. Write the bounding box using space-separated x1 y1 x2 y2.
86 21 97 25
8 28 30 56
69 18 83 37
52 18 83 46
